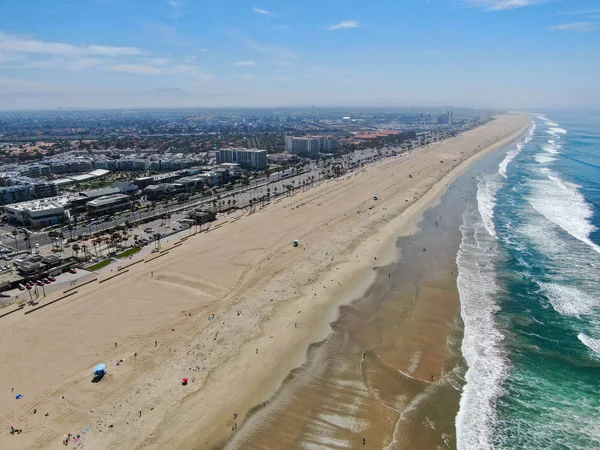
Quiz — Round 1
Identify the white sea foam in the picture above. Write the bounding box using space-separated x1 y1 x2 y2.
538 282 597 317
477 175 504 238
498 123 535 178
534 154 557 164
456 204 507 450
537 114 559 127
546 127 567 138
578 333 600 356
529 170 600 254
498 143 523 178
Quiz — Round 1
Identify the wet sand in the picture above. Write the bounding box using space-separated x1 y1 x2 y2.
223 143 504 449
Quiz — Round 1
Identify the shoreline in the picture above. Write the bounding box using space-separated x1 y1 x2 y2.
0 115 530 450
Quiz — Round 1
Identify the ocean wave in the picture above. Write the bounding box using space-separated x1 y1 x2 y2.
534 154 557 164
578 333 600 356
546 127 567 138
537 114 559 127
498 143 523 178
528 170 600 253
537 282 597 317
456 204 507 450
498 121 536 178
477 175 502 238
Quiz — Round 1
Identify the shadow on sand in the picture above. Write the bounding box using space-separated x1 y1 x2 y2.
91 373 105 383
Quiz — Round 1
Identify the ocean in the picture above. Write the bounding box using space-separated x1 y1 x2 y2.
456 112 600 449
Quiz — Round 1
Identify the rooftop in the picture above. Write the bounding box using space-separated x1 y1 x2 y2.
4 198 65 212
87 194 130 207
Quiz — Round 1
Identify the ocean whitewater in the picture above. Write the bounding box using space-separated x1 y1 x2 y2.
456 112 600 449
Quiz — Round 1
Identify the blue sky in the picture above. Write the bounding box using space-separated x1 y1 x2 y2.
0 0 598 110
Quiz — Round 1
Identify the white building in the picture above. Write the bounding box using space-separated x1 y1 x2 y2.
217 149 267 169
285 135 338 157
4 199 70 228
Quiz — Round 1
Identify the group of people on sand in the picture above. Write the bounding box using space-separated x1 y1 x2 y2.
9 426 23 435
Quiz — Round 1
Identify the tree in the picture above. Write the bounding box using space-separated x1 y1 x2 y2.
91 239 100 257
112 232 122 250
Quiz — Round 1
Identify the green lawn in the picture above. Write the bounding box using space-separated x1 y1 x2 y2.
87 259 113 271
115 247 141 259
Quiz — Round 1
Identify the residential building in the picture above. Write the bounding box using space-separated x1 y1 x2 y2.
285 136 320 157
217 149 267 169
46 158 93 174
33 182 58 199
285 135 338 157
0 185 31 206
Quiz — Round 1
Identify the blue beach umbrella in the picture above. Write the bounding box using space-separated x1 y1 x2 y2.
93 364 107 376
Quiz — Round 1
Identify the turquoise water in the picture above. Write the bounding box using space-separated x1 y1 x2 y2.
456 113 600 449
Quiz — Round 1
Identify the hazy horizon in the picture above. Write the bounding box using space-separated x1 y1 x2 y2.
1 0 598 111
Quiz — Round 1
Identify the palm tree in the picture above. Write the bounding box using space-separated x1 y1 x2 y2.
72 243 80 256
91 238 100 257
112 232 122 251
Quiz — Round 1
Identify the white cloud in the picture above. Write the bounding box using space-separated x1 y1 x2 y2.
328 20 365 31
107 63 203 75
560 9 600 15
144 57 172 66
67 58 103 70
234 60 255 66
169 64 198 74
165 0 184 18
107 64 163 75
548 22 595 31
0 32 141 57
468 0 539 11
253 7 274 16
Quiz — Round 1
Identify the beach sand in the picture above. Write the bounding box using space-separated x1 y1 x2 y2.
0 114 529 450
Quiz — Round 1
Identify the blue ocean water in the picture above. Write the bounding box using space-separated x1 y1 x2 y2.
456 113 600 449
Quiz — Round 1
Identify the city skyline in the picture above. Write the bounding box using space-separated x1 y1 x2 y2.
0 0 598 110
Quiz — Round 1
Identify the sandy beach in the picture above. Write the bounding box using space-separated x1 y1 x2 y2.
0 114 529 450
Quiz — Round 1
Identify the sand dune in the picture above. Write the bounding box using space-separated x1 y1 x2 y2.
0 115 529 450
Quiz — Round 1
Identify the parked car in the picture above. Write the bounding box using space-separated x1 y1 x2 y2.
36 280 44 286
49 276 56 282
26 284 32 290
69 268 77 274
18 284 25 291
